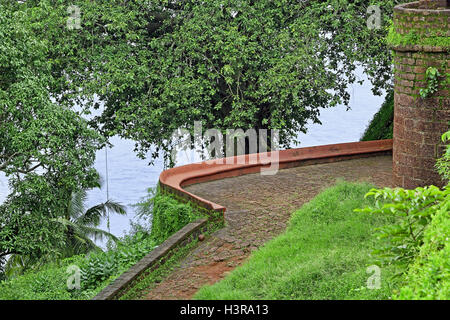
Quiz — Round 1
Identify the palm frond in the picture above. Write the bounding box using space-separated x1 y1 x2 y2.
77 224 119 243
68 189 88 220
79 200 126 227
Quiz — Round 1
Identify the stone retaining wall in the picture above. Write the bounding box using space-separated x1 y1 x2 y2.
93 218 208 300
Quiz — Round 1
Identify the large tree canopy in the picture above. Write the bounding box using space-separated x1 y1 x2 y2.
5 0 408 163
0 4 102 259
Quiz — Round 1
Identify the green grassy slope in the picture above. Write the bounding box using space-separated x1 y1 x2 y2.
195 182 398 300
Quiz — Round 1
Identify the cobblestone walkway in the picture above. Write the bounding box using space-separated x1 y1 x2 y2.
143 155 393 299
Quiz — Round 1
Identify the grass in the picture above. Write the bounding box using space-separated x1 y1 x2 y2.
194 181 399 300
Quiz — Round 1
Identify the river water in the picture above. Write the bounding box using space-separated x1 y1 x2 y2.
0 73 386 242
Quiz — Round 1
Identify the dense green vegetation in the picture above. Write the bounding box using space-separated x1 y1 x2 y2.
397 199 449 300
0 4 102 263
0 190 205 300
357 184 450 300
393 131 449 299
437 131 450 183
136 188 205 244
0 231 158 300
195 182 398 300
2 0 448 301
361 90 394 141
358 131 449 299
3 175 126 278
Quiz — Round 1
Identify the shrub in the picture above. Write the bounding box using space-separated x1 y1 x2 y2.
79 230 157 290
396 198 449 300
0 255 92 300
355 185 449 274
135 188 204 243
436 131 450 183
0 227 159 299
361 90 394 142
357 129 450 300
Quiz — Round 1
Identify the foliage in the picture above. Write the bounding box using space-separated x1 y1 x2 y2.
0 3 103 260
135 188 204 244
436 131 450 183
396 199 449 300
419 67 442 99
361 90 394 141
386 24 450 48
355 186 449 274
79 230 157 291
4 0 406 162
0 226 157 299
0 255 92 300
56 179 127 257
195 182 399 300
3 176 127 278
0 190 205 299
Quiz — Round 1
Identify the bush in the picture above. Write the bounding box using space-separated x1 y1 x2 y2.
357 133 450 299
355 185 449 274
79 230 157 290
135 188 204 243
0 256 92 300
0 228 157 300
394 131 450 299
396 198 449 300
436 131 450 183
361 90 394 141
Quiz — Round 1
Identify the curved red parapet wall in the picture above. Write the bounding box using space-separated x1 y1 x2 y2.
159 139 393 214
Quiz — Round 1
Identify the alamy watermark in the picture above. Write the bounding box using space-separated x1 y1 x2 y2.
367 5 382 30
66 264 81 290
67 5 82 30
366 265 381 289
170 122 280 175
65 4 384 32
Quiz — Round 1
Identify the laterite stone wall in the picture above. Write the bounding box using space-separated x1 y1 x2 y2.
392 1 450 188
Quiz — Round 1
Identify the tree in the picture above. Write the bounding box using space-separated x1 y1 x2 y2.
6 0 409 163
56 177 127 258
3 177 126 278
0 3 103 260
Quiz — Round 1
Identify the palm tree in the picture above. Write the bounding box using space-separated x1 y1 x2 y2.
0 256 6 281
4 175 126 277
55 179 127 258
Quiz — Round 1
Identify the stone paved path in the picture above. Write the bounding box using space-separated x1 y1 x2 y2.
143 155 393 300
